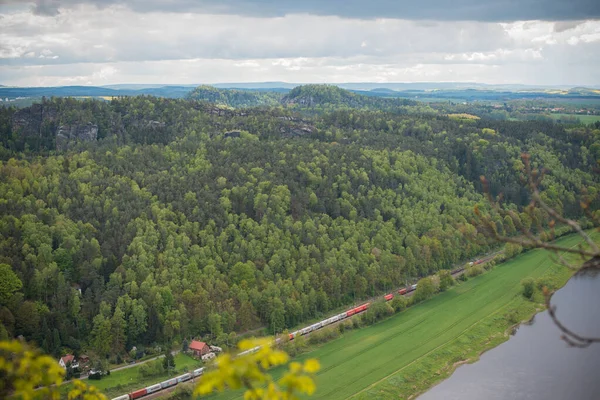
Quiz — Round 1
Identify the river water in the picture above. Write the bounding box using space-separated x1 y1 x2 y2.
418 270 600 400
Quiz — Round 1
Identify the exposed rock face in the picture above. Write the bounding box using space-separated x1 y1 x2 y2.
56 123 98 151
11 103 58 137
224 130 242 138
279 123 314 138
11 103 99 150
281 95 317 107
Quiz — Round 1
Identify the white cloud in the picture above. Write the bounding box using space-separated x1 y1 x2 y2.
0 4 598 85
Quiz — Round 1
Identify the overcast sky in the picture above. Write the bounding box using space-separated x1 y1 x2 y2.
1 0 599 86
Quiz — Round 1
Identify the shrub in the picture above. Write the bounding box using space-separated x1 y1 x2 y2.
521 278 535 299
139 359 164 378
438 270 454 292
166 383 194 400
307 327 339 345
504 242 524 259
466 265 484 277
362 301 394 325
412 277 437 303
505 310 519 324
484 260 496 271
390 296 408 312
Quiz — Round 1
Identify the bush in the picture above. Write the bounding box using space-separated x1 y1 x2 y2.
521 278 535 299
483 260 496 271
283 335 307 357
338 320 354 334
139 359 165 378
390 296 408 312
362 301 394 325
166 383 194 400
535 276 556 291
412 277 437 303
505 310 519 324
466 265 484 277
438 270 454 292
307 326 340 345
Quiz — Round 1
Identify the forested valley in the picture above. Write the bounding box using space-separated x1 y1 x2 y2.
0 85 598 363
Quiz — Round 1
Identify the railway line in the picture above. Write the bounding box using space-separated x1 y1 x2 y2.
109 252 500 400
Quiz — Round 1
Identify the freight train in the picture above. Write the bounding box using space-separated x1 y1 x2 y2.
111 368 204 400
110 258 491 400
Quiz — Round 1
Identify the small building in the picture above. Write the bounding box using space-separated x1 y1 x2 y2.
59 354 76 369
189 340 210 357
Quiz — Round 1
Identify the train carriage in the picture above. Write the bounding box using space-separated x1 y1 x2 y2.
160 378 177 389
192 367 205 377
129 389 147 400
146 384 162 394
111 395 129 400
176 373 191 383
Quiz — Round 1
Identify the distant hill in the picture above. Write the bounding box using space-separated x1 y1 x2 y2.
281 84 416 109
186 85 283 107
0 85 193 100
370 88 397 93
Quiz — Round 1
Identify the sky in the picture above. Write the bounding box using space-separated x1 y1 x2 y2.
0 0 599 87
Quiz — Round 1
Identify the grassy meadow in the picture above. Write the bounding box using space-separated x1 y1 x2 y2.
549 113 600 124
61 353 202 399
212 232 594 400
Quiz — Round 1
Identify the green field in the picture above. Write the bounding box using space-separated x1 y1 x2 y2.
213 233 592 400
549 113 600 124
61 353 201 398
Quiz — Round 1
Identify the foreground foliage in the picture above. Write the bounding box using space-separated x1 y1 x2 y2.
0 339 106 400
197 338 320 400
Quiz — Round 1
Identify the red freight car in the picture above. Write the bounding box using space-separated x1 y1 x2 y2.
346 308 356 317
354 303 370 313
384 294 394 301
398 288 407 295
129 388 147 400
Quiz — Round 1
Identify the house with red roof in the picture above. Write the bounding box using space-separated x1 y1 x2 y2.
59 354 76 369
189 340 210 357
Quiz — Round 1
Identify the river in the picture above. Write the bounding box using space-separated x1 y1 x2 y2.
418 270 600 400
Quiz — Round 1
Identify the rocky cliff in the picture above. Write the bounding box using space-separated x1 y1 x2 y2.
56 123 98 151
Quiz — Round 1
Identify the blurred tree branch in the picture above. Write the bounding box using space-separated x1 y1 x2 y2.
475 153 600 348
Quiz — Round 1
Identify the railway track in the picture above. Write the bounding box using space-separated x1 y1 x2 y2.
110 251 503 400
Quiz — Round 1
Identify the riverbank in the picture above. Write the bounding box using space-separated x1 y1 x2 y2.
208 232 596 400
351 234 595 400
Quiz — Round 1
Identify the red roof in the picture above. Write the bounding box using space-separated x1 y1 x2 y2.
61 354 75 364
189 340 208 352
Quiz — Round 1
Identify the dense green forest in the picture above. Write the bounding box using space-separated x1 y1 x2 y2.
0 85 598 362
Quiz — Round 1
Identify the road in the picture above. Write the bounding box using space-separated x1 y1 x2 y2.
63 351 179 384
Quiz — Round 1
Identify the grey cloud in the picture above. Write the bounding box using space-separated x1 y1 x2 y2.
0 12 514 66
553 20 584 32
31 0 59 16
17 0 600 21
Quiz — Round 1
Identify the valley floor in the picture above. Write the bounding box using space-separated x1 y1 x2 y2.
212 232 594 400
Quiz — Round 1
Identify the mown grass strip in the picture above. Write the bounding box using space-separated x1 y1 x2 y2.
212 232 592 400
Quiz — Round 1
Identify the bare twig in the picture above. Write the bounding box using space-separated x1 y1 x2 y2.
544 279 600 348
475 153 600 347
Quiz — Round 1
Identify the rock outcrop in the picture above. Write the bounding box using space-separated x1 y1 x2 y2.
11 103 58 138
56 123 98 151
